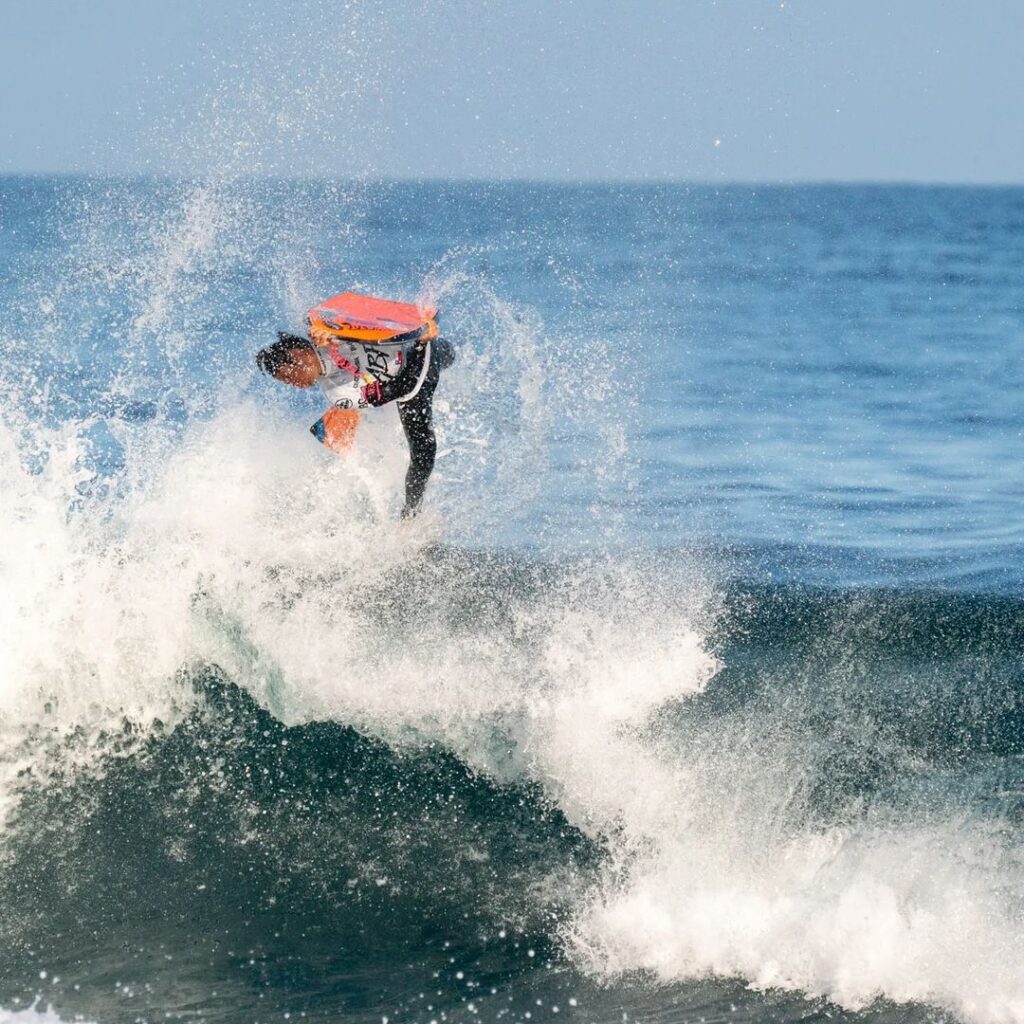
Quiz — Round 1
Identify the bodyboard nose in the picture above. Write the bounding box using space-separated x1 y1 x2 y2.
311 407 361 453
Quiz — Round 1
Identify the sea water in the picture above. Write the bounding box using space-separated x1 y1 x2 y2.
0 175 1022 1024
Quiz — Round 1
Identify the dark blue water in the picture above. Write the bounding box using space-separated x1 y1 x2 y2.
0 178 1022 1024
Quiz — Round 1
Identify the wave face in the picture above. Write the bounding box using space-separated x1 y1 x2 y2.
1 173 1023 1024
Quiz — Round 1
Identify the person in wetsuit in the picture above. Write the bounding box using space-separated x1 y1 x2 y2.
256 332 455 518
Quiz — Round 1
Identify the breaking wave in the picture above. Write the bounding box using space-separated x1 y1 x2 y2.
0 168 1022 1024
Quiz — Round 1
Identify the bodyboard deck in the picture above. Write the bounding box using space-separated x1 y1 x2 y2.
307 291 438 347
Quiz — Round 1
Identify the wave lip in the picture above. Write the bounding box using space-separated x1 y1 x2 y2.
562 583 1024 1024
570 814 1024 1024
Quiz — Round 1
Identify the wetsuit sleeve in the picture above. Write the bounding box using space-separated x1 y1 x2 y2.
433 337 456 371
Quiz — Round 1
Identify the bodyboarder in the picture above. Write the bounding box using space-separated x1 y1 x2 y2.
256 292 455 519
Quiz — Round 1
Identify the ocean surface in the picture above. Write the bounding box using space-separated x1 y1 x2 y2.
0 177 1022 1024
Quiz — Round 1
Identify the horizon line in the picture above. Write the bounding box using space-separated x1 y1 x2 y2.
2 171 1024 190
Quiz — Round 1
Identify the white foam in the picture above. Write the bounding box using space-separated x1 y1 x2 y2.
0 1005 95 1024
569 817 1024 1024
0 398 401 754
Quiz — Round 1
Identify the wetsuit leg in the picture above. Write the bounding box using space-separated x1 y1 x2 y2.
397 353 440 518
396 339 455 518
397 394 435 517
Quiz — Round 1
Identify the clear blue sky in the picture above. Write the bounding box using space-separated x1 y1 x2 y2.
2 0 1022 182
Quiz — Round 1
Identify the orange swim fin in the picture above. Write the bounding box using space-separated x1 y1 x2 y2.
310 407 361 453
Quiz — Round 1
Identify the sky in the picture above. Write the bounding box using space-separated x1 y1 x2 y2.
1 0 1022 183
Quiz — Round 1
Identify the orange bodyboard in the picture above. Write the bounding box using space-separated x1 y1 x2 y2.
307 291 438 346
310 407 361 453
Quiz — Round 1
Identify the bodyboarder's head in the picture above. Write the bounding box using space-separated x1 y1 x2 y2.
256 333 322 388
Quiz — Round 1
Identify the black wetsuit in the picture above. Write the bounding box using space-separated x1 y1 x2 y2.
361 337 456 517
